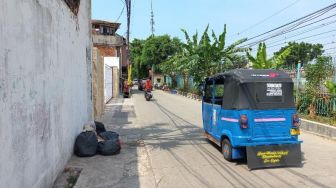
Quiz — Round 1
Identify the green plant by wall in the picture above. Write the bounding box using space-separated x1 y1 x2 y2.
297 56 333 117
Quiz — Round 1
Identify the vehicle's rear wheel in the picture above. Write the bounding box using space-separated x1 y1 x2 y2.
222 139 232 161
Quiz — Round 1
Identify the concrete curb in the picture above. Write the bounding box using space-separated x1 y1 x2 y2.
163 90 202 101
301 119 336 140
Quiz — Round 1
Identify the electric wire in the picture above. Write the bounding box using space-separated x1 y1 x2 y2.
324 46 336 51
229 0 301 37
267 29 336 48
116 5 125 22
243 8 336 47
240 3 336 47
244 3 336 42
265 18 336 46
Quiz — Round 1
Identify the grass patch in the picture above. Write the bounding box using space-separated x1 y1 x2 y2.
64 167 82 188
300 114 336 127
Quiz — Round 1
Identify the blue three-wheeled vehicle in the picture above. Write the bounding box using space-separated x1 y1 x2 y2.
202 69 302 169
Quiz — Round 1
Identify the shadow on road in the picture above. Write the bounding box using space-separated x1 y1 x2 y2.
86 90 330 188
140 96 331 188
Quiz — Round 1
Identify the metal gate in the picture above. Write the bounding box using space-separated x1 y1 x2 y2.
104 65 113 103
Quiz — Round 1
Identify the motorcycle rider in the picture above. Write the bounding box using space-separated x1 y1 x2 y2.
144 78 152 99
123 80 130 98
145 78 152 92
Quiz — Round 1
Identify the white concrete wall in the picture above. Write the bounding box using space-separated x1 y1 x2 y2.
104 56 120 69
104 64 113 102
0 1 92 187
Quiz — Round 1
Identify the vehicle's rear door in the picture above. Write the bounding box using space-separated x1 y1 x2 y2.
249 82 294 140
252 110 292 139
212 80 225 139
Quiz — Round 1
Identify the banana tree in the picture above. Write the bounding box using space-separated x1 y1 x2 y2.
325 81 336 112
179 25 249 84
246 42 292 69
325 81 336 95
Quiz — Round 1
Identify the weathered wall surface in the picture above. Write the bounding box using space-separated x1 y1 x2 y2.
0 1 92 187
92 47 104 120
113 67 120 98
95 46 118 56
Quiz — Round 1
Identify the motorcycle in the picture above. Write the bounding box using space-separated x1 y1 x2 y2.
154 83 163 90
145 90 152 101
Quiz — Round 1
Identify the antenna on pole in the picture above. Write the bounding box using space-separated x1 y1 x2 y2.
150 0 155 36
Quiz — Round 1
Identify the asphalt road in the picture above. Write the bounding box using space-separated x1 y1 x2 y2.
132 89 336 188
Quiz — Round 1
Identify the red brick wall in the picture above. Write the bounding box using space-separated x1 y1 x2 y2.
96 46 117 57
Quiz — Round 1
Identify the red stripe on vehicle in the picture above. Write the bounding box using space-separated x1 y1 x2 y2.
221 117 239 123
254 118 286 122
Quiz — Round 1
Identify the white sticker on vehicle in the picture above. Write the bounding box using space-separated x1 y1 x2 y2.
213 109 217 126
266 83 282 96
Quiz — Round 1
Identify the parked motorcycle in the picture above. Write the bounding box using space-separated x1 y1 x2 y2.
154 83 163 90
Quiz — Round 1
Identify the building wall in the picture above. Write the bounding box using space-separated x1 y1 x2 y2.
94 47 124 99
92 35 124 46
92 48 105 120
0 1 92 188
95 46 118 57
153 74 164 85
112 67 120 98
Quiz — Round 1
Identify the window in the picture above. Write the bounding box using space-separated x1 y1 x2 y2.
103 27 108 35
204 83 213 103
215 84 224 98
100 26 104 34
214 84 224 105
213 78 225 105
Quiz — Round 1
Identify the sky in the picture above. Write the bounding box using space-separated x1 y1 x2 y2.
92 0 336 57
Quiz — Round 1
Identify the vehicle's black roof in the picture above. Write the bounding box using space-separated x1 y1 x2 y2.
207 69 292 83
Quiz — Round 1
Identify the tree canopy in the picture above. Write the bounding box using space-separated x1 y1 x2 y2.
130 35 181 78
274 42 324 69
305 56 333 90
130 38 145 78
298 56 334 116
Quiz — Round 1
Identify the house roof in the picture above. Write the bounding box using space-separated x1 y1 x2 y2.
92 20 121 30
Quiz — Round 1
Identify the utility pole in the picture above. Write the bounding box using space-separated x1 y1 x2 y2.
125 0 132 85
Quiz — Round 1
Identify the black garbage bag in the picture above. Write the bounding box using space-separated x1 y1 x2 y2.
94 121 106 134
99 131 119 141
74 131 98 157
97 140 121 155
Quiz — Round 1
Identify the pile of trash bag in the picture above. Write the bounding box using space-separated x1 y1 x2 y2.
74 121 121 157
